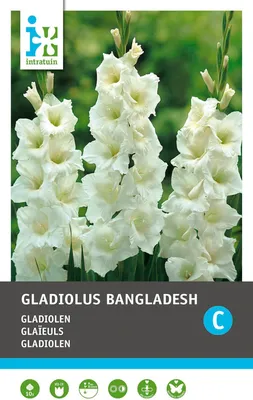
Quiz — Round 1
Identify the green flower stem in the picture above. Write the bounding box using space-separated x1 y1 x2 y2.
216 11 234 100
118 261 125 281
114 11 131 57
80 245 86 281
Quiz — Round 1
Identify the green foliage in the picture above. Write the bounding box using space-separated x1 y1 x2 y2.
11 11 242 281
36 71 48 97
216 11 235 99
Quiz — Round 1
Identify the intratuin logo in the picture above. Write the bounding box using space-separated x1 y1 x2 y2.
25 15 59 66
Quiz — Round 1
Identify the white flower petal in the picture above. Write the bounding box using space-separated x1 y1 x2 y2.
122 71 160 117
36 96 78 136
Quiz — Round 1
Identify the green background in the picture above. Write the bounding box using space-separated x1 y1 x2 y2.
11 11 242 281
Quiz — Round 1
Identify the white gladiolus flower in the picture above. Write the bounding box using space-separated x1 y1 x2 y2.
89 94 130 135
208 111 242 157
163 168 209 213
13 87 84 282
123 38 144 66
122 70 160 117
159 212 199 258
171 127 211 169
123 198 164 254
123 154 167 201
62 217 90 268
11 160 48 206
83 218 138 277
43 133 83 180
82 170 133 223
17 206 70 249
23 82 42 111
50 173 86 216
162 93 241 281
13 118 48 161
160 234 203 260
129 117 162 156
184 97 218 132
81 39 166 276
96 53 129 95
83 127 130 174
220 83 235 110
36 94 78 136
188 199 241 240
200 235 237 281
200 153 242 199
165 255 210 282
13 246 67 282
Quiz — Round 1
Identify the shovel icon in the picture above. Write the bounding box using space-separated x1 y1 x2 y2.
55 387 64 397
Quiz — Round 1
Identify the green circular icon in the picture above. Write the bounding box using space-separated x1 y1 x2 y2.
79 380 98 398
167 379 186 399
108 379 128 398
138 379 157 398
50 379 69 398
20 379 40 398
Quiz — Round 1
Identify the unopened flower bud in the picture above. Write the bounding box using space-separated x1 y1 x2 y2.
111 28 121 49
23 82 42 111
220 83 235 110
223 55 229 68
46 72 54 94
126 11 131 23
200 69 215 94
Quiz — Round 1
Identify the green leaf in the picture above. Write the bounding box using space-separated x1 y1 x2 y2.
116 11 124 28
226 193 241 238
124 20 131 50
216 42 223 83
67 226 75 281
157 257 168 281
124 254 138 281
148 244 160 281
87 270 97 281
118 261 124 281
222 12 227 36
224 25 232 55
74 267 81 281
11 260 16 282
234 238 242 281
80 245 86 281
136 250 145 281
105 270 119 281
219 64 228 92
228 11 234 22
36 71 47 97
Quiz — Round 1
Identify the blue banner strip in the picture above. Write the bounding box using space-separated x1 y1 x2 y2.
0 358 253 369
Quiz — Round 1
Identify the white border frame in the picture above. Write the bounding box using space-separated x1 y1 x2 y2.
1 0 251 281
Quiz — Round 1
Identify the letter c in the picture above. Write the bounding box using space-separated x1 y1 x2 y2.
204 306 233 335
213 311 224 330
